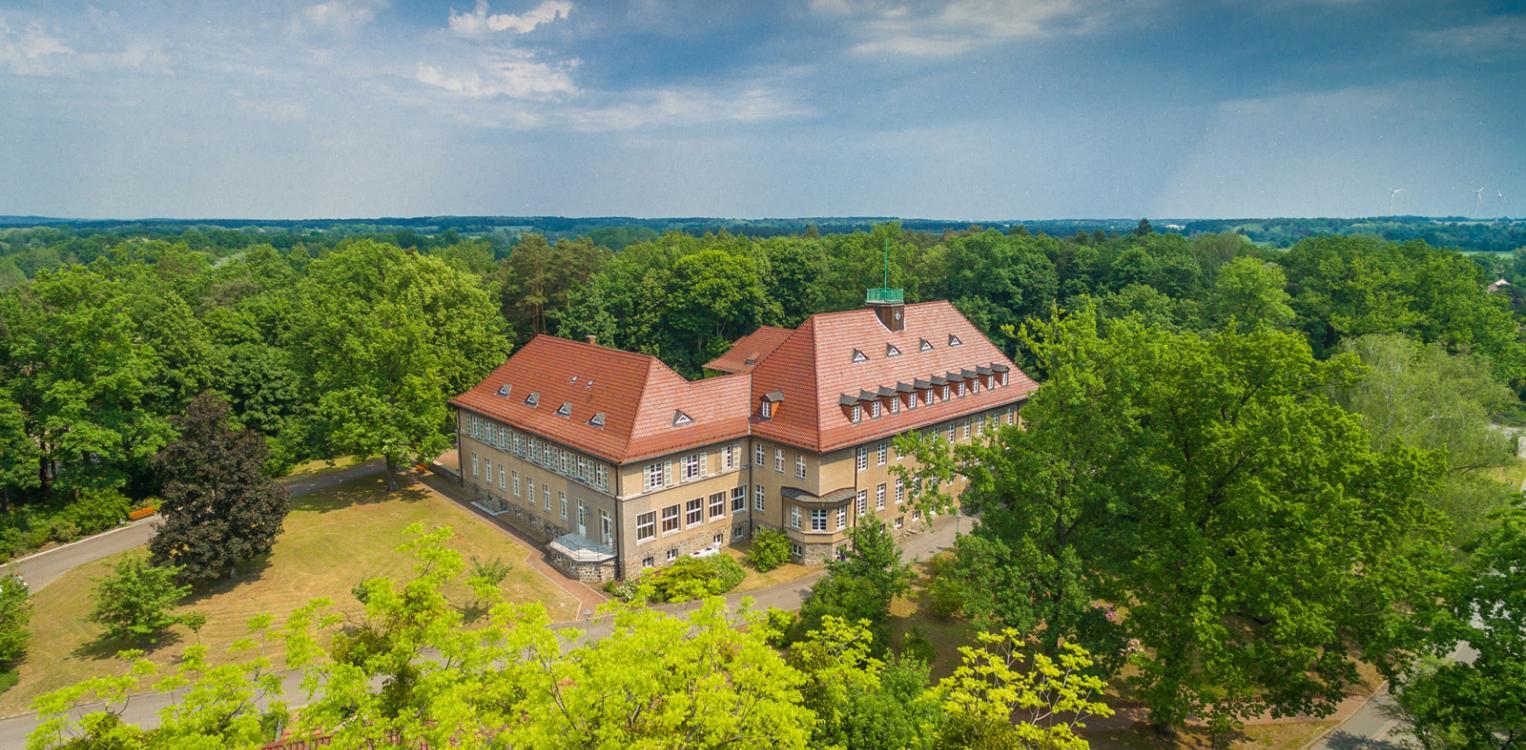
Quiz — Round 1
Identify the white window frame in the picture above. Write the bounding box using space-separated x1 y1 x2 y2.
544 487 551 512
875 484 885 510
755 484 766 511
709 492 725 519
681 454 701 482
810 507 827 532
636 512 656 541
851 404 862 423
755 443 766 466
795 454 806 479
471 452 479 479
661 504 680 533
732 486 746 512
774 448 784 473
836 507 847 530
791 505 803 530
857 490 868 516
645 462 666 491
856 447 868 471
870 400 882 418
512 470 520 496
760 400 773 419
890 397 900 414
560 494 568 520
924 390 934 406
685 498 703 527
876 442 887 465
895 477 905 504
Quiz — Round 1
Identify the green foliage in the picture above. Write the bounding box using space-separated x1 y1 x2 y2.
746 527 791 572
0 574 29 667
1206 255 1294 329
935 630 1112 750
149 392 290 585
87 557 192 642
611 554 747 603
899 626 936 665
1393 500 1526 750
797 520 913 651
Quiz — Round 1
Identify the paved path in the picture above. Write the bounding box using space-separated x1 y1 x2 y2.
0 459 386 592
0 506 964 747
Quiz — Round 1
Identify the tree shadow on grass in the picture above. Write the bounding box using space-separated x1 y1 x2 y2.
288 474 430 514
177 555 276 607
71 629 184 662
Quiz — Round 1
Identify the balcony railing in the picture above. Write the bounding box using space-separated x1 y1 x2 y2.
865 287 904 304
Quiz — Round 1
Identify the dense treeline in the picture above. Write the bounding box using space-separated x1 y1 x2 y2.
2 222 1522 561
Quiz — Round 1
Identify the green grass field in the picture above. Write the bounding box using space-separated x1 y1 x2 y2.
0 474 578 716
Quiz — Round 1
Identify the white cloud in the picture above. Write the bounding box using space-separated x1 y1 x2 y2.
416 55 579 99
564 86 811 130
0 16 165 76
448 0 572 36
817 0 1128 57
1414 16 1526 59
296 0 387 35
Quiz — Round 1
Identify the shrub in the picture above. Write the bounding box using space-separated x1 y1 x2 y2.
0 575 29 667
762 607 799 648
61 488 132 538
899 626 935 665
612 555 747 603
747 528 791 573
924 553 966 619
88 557 193 642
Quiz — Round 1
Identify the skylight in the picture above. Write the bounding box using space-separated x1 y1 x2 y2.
851 348 868 363
948 334 963 347
588 412 606 428
496 384 511 397
886 343 901 357
524 391 540 407
919 338 933 352
672 410 694 427
555 402 572 417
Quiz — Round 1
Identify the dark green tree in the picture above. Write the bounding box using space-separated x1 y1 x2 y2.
0 573 29 667
149 392 291 584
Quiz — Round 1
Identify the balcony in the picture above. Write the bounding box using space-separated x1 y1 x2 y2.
548 532 615 562
865 287 904 304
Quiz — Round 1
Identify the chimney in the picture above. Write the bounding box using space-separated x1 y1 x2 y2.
585 335 598 346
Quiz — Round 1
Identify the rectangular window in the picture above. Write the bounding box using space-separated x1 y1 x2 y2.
680 454 701 482
790 543 804 559
851 404 862 423
871 400 882 418
595 464 608 491
791 505 803 530
636 511 656 541
645 462 666 491
941 385 950 401
512 470 520 496
709 492 725 519
1001 372 1009 386
948 422 956 442
498 465 506 491
755 443 766 466
795 454 806 479
732 486 747 512
810 507 827 532
856 447 868 471
713 532 724 546
925 390 934 406
527 477 534 501
857 490 868 516
836 507 847 530
877 442 887 465
560 494 568 520
761 400 773 419
907 392 917 410
956 382 966 397
890 396 900 414
667 548 678 561
755 484 766 511
686 498 703 526
556 491 565 515
578 456 590 483
543 487 551 512
963 419 972 440
601 511 612 545
723 444 738 470
471 452 479 479
875 483 886 510
642 555 654 568
775 448 784 473
661 504 680 532
974 416 983 436
895 477 905 504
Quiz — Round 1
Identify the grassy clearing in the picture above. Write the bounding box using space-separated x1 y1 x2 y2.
0 475 578 716
721 546 820 594
1482 455 1526 491
0 668 16 695
284 455 362 477
886 559 976 681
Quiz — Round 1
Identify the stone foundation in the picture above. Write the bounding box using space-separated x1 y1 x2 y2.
549 552 617 584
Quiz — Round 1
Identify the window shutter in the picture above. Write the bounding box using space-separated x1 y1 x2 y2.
664 461 672 487
699 451 709 478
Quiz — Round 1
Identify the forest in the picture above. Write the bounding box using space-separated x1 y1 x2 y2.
1 218 1523 747
2 220 1524 562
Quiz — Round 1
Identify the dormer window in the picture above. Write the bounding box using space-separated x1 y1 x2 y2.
760 401 772 419
919 338 933 352
851 404 862 423
886 343 901 357
851 348 868 363
870 400 882 419
760 391 783 420
588 412 606 428
496 384 511 397
948 334 963 347
524 391 540 407
673 410 694 427
555 402 572 417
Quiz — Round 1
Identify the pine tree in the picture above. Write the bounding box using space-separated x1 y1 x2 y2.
150 392 290 584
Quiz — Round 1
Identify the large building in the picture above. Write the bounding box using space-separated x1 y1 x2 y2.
449 291 1038 582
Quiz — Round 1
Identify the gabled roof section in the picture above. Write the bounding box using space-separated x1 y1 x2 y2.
747 301 1038 453
702 325 794 374
451 335 751 464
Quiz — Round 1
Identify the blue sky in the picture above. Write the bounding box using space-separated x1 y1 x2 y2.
1 0 1522 219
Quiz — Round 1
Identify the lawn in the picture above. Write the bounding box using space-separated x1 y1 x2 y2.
721 546 820 594
1482 455 1526 491
0 474 579 716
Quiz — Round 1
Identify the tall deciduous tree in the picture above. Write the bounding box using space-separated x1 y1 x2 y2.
904 306 1453 733
150 392 291 584
289 241 508 487
0 574 29 668
797 520 914 651
1206 255 1294 329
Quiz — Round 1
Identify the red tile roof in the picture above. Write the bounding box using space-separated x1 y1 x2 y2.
747 301 1037 452
702 325 794 374
454 301 1037 463
450 335 751 464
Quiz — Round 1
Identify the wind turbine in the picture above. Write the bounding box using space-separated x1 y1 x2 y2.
1388 188 1404 215
1474 185 1487 216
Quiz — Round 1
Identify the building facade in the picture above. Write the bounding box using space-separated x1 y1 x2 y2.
450 294 1038 581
